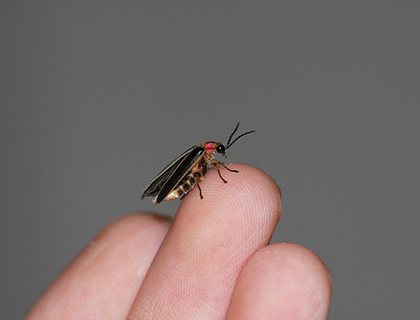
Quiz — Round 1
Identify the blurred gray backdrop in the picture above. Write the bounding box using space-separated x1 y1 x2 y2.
1 2 419 319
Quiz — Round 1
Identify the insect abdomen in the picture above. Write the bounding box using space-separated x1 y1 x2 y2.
161 174 197 203
177 174 197 196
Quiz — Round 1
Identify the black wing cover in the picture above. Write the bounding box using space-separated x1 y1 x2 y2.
141 146 204 203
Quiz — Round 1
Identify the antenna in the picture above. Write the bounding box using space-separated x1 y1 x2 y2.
226 123 255 149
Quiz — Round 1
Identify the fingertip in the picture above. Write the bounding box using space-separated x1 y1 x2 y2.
227 163 282 220
255 243 332 293
173 164 282 263
25 213 171 320
92 212 172 245
227 243 332 320
180 163 282 223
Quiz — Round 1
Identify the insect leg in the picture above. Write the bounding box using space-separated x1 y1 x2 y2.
196 180 204 199
208 157 239 174
193 171 204 199
221 162 238 173
216 165 228 183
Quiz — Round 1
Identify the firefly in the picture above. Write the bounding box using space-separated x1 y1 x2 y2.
140 123 255 204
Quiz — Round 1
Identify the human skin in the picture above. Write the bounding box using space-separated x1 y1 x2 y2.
25 164 332 320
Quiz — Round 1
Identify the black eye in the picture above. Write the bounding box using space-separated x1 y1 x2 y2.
216 145 225 153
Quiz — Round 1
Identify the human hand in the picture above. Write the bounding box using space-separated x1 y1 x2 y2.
25 164 332 319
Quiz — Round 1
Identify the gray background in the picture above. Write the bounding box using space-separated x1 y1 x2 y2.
1 2 419 319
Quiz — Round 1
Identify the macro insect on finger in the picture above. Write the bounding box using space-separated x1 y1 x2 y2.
140 123 255 205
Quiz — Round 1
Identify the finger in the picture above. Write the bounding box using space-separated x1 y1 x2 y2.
25 213 171 320
128 164 282 320
226 243 332 320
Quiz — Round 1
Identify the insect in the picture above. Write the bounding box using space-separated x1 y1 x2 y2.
140 123 255 204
